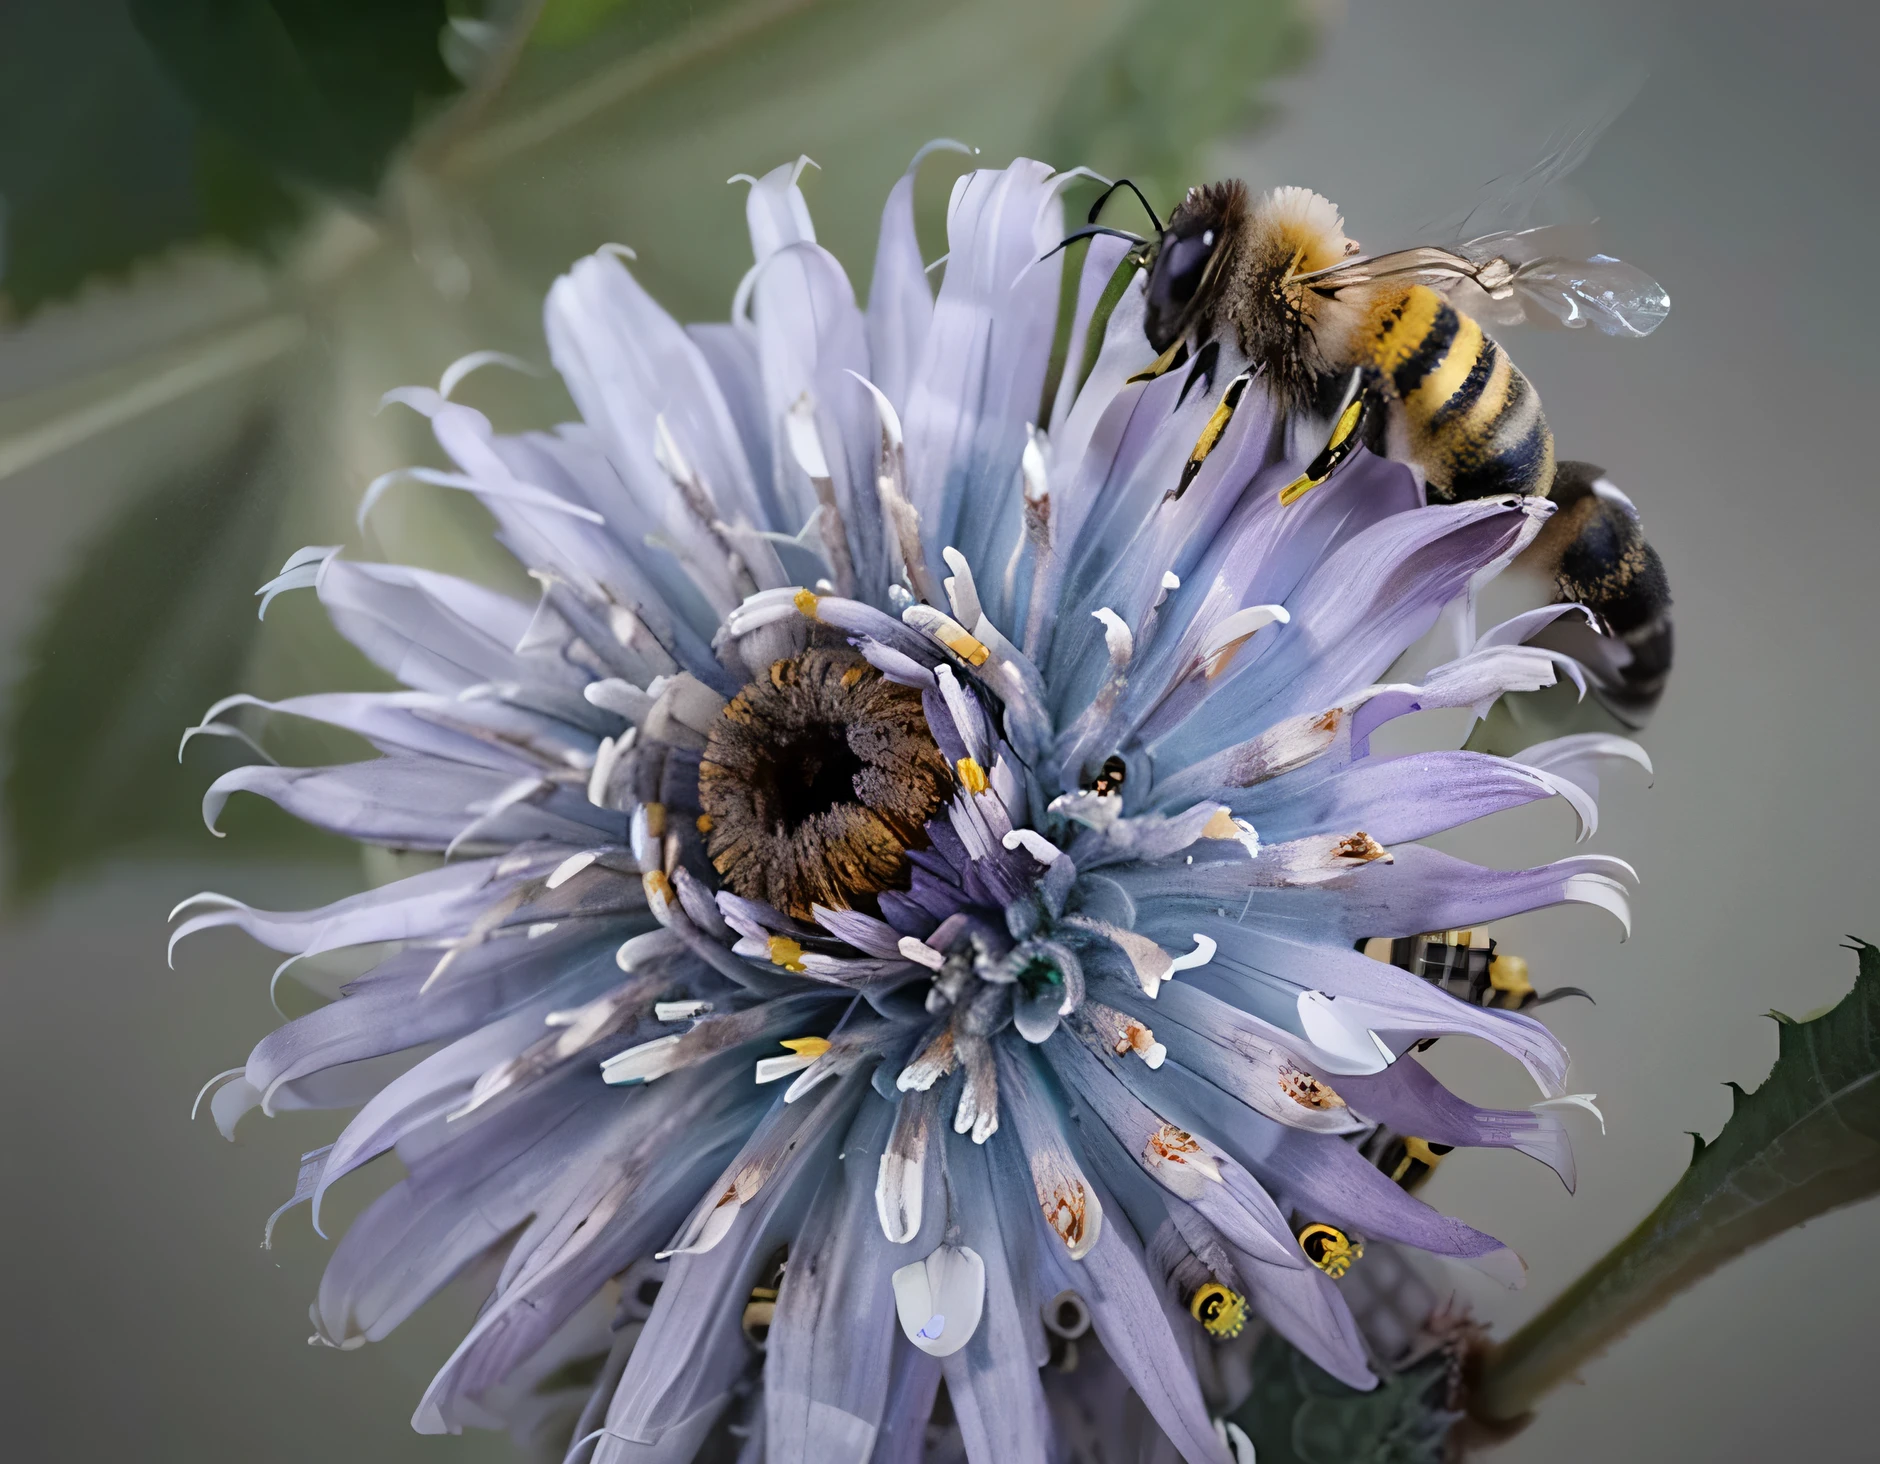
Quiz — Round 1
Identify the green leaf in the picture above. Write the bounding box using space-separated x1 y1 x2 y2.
1228 1331 1460 1464
0 4 209 314
2 413 352 898
1473 939 1880 1420
0 0 455 315
130 0 460 195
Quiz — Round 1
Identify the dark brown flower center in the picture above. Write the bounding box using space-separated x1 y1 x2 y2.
698 649 952 921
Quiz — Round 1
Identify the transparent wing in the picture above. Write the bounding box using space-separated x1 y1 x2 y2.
1454 229 1670 337
1426 73 1645 241
1295 232 1669 340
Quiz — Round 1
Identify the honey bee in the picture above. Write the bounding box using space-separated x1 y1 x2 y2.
1357 1128 1454 1193
1358 928 1591 1013
1101 178 1673 721
741 1247 787 1347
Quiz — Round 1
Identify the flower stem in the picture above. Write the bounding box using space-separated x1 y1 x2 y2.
1471 1190 1689 1420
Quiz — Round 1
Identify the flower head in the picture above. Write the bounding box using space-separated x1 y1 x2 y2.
179 152 1641 1461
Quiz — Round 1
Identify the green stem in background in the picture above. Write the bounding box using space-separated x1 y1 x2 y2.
1473 939 1880 1422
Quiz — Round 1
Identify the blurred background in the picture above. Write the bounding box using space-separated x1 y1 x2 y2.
1 0 1874 1459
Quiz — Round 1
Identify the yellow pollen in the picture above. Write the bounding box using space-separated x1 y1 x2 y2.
1298 1222 1363 1278
1189 1281 1248 1339
766 936 808 972
695 813 714 834
644 802 666 838
956 757 989 794
642 870 672 904
1201 808 1240 840
793 587 821 620
933 619 991 667
779 1036 831 1059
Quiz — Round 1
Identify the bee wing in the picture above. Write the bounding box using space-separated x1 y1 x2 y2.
1452 230 1670 338
1292 245 1481 293
1298 233 1669 340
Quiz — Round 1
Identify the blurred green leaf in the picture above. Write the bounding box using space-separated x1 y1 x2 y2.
0 2 209 314
532 0 636 47
1229 1330 1460 1464
1474 939 1880 1420
1038 0 1314 209
2 413 352 897
130 0 460 194
0 0 459 314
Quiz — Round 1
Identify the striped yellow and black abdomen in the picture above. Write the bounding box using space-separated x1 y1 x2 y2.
1358 284 1554 503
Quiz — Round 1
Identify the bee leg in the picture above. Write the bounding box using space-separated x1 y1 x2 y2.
1525 461 1674 726
1278 379 1373 506
1127 337 1189 384
1174 366 1253 498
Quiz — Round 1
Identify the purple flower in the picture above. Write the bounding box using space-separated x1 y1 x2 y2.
178 153 1641 1462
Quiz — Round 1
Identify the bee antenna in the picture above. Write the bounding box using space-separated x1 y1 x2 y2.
1086 178 1165 233
1039 225 1147 263
1532 986 1596 1007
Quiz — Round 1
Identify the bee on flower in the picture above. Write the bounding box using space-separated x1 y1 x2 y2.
178 147 1645 1462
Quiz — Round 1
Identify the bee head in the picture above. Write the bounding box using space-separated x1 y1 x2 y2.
1144 181 1246 352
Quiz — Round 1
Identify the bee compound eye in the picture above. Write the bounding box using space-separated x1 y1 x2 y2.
1042 1288 1092 1340
1150 230 1217 314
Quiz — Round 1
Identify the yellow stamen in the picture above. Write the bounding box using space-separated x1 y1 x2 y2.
956 757 989 794
934 621 990 666
793 587 820 619
779 1036 831 1059
642 870 673 904
695 813 714 834
1201 808 1239 840
1297 1221 1363 1278
644 802 666 838
767 936 807 973
1188 1281 1248 1339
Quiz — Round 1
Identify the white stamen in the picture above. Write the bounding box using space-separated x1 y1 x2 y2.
1092 607 1133 667
599 1034 683 1085
1533 1093 1607 1134
1001 828 1061 866
584 678 650 719
1200 603 1290 672
1021 426 1050 503
1167 933 1217 973
526 922 559 939
897 936 946 971
755 1052 819 1084
654 1000 711 1023
546 850 598 889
